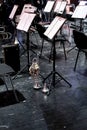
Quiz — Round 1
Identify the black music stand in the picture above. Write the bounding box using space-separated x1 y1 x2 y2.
13 12 36 79
9 5 19 42
72 5 87 31
43 16 72 91
44 0 55 22
53 1 67 15
9 5 19 28
44 0 55 13
67 5 87 53
19 4 38 50
9 5 18 20
79 1 87 6
20 4 37 19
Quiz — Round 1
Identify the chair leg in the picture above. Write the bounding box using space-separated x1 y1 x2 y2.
62 41 67 60
74 50 80 71
40 39 44 57
34 31 39 46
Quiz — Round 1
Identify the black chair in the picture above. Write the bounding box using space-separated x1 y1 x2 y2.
36 23 67 60
0 63 19 102
73 30 87 71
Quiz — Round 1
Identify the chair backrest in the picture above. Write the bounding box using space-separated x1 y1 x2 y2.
73 30 87 49
36 23 46 39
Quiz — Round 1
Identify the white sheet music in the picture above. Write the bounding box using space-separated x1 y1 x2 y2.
20 4 37 19
79 1 87 5
54 1 66 14
9 5 18 19
72 5 87 19
44 1 55 12
44 16 66 39
17 12 36 32
54 1 61 12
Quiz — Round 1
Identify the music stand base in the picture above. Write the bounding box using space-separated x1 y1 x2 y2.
12 64 29 79
67 46 76 53
43 70 72 94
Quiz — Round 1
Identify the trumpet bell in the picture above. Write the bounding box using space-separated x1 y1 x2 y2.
42 83 49 93
33 83 41 90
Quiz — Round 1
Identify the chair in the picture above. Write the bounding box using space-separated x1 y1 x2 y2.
36 23 67 60
0 63 19 102
73 30 87 71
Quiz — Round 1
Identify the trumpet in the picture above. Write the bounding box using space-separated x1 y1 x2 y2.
29 58 41 89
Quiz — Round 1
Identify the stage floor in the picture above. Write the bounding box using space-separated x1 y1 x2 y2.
0 21 87 130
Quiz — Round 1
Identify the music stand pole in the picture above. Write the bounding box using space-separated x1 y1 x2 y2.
26 31 30 69
52 36 56 87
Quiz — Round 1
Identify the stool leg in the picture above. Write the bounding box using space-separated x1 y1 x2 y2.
74 50 80 71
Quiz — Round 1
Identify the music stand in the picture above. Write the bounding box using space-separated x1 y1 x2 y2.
43 0 55 22
44 1 55 13
9 5 18 20
53 1 67 14
20 4 37 19
9 5 19 43
19 4 38 49
79 1 87 6
13 12 36 78
43 16 72 91
72 5 87 31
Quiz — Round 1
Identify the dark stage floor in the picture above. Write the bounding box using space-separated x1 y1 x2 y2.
0 21 87 130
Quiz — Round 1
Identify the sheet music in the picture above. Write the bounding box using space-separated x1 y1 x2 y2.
17 12 36 32
9 5 18 19
20 4 37 19
44 1 55 12
44 16 66 39
79 1 87 5
54 1 66 14
72 5 87 19
54 1 61 12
